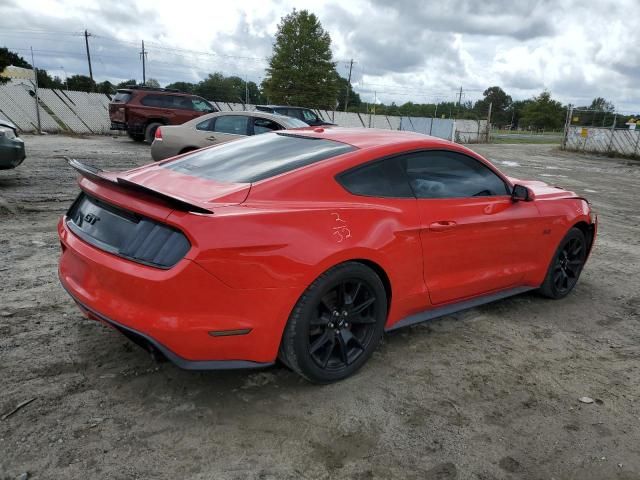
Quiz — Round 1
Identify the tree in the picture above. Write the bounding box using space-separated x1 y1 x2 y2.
96 80 115 94
116 79 138 89
474 86 512 126
165 81 196 93
336 75 361 111
520 91 565 130
144 78 160 88
0 47 32 84
66 74 96 92
589 97 615 112
262 9 339 108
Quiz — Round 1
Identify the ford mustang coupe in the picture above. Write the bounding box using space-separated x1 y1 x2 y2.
58 129 596 383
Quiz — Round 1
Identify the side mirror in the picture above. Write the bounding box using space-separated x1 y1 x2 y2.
512 184 532 202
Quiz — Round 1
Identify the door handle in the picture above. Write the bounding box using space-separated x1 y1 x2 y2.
206 136 217 141
429 221 457 231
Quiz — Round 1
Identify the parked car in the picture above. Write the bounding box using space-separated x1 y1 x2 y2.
0 119 25 170
59 129 596 383
109 85 218 143
255 105 334 126
151 111 308 161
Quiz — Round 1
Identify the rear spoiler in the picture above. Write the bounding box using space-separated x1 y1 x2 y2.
66 157 213 214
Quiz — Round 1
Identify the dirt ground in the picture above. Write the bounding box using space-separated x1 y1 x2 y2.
1 135 639 480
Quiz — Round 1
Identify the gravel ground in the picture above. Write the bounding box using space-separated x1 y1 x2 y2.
0 135 639 480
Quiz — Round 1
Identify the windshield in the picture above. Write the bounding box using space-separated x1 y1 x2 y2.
165 132 356 183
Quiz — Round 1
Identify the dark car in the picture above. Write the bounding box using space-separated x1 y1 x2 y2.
109 86 218 143
255 105 334 126
0 119 25 170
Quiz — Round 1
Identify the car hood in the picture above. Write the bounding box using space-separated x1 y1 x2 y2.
506 176 578 200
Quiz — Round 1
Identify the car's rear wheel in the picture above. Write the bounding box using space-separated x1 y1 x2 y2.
539 227 587 299
144 122 163 144
279 262 387 383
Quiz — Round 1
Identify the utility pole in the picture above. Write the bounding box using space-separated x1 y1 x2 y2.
140 40 147 85
30 47 42 134
344 59 354 112
245 75 249 105
457 86 463 106
486 102 492 143
84 30 93 85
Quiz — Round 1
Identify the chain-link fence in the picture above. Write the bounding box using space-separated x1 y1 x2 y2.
0 80 490 143
562 107 640 158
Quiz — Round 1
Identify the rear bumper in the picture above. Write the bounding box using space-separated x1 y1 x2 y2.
58 217 296 367
110 121 127 131
62 282 272 370
150 140 180 161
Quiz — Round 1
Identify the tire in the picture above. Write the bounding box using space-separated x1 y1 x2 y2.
279 262 387 383
144 122 162 144
539 227 587 299
128 132 145 142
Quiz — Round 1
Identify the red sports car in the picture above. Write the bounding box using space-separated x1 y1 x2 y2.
58 129 596 383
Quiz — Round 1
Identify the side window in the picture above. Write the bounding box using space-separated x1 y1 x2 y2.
192 98 214 112
253 118 283 135
196 118 214 131
141 94 164 107
402 151 509 199
338 159 413 198
213 116 249 135
302 109 319 122
287 109 305 120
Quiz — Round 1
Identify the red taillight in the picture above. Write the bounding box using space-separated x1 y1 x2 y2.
155 127 162 140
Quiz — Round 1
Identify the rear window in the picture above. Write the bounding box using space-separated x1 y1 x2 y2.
165 133 356 183
112 91 132 103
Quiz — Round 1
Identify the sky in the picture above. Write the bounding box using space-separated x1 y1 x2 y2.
1 0 639 112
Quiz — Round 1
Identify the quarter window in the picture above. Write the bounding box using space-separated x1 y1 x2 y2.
213 116 249 135
196 118 214 131
402 151 509 198
338 159 414 198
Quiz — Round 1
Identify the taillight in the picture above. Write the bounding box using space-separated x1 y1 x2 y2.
155 127 162 140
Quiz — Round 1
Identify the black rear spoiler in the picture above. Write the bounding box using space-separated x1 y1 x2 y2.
66 158 213 214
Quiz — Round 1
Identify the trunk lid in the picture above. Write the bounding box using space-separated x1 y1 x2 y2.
68 158 251 214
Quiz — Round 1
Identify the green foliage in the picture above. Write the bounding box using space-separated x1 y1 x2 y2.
262 9 339 108
0 47 32 84
165 81 196 93
96 80 115 94
116 79 138 89
66 74 96 92
336 75 361 110
193 73 265 104
144 78 160 88
474 86 512 126
520 91 566 130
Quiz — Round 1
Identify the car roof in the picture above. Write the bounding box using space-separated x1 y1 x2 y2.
185 110 306 127
280 127 457 150
257 105 310 110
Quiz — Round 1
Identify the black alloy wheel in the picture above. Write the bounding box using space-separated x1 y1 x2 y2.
540 227 587 299
308 280 378 370
280 262 387 383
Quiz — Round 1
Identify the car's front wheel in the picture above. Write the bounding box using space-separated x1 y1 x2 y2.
539 227 587 299
279 262 387 383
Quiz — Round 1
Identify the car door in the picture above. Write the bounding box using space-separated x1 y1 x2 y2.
400 150 540 305
192 115 250 147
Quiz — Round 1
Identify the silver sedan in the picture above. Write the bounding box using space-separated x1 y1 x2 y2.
150 111 308 161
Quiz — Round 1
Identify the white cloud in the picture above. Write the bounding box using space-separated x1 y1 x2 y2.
1 0 639 111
